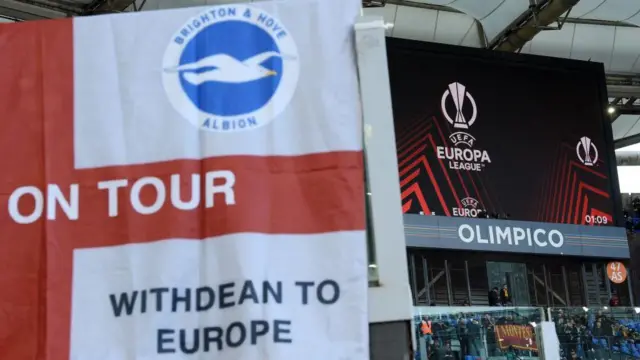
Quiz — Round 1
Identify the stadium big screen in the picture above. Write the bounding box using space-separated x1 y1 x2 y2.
389 38 622 227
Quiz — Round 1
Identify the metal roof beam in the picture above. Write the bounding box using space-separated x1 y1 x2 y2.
18 0 81 14
385 1 461 12
618 107 640 116
616 134 640 150
486 1 547 49
0 0 66 20
363 0 386 7
84 0 137 14
386 1 638 28
608 85 640 98
496 0 579 52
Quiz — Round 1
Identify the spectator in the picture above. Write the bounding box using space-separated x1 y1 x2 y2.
564 320 579 358
569 348 582 360
505 345 519 360
419 317 433 346
433 321 447 348
442 342 455 360
551 307 640 360
430 341 447 360
414 310 540 360
488 287 500 306
483 314 499 356
467 319 483 356
457 319 470 357
609 294 620 307
500 284 512 305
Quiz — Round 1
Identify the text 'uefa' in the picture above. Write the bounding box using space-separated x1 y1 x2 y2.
108 279 341 354
5 170 236 224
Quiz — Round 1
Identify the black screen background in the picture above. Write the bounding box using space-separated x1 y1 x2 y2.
389 39 620 226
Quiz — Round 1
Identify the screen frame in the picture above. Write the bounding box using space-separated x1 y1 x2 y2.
386 37 624 227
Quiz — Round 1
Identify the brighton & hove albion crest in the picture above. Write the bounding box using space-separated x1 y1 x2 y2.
162 5 300 132
576 136 599 166
441 82 477 130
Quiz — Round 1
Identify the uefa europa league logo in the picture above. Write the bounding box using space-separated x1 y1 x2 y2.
441 82 477 130
576 136 599 166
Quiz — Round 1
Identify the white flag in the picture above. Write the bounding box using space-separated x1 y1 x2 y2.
0 0 367 359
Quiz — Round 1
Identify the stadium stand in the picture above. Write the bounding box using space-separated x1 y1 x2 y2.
550 307 640 360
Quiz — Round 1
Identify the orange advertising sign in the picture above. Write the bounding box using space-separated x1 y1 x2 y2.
607 262 628 284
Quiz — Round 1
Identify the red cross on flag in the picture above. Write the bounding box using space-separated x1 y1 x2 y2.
0 0 367 358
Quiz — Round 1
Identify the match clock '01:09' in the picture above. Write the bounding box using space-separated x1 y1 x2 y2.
585 214 609 225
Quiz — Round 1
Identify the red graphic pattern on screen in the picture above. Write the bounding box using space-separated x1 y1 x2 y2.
396 115 611 225
535 143 612 225
396 115 497 217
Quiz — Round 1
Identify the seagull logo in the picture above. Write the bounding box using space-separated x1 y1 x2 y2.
162 5 300 132
165 52 295 85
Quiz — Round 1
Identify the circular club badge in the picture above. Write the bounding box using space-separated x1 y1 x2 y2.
162 5 300 132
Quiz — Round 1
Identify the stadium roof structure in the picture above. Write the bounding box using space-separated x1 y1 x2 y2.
0 0 144 20
365 0 640 151
0 0 639 151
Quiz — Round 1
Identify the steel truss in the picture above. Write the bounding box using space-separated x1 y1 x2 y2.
610 97 640 116
0 0 147 20
363 0 385 7
83 0 145 14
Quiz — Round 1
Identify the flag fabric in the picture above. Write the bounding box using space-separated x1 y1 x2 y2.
0 0 367 358
495 324 538 351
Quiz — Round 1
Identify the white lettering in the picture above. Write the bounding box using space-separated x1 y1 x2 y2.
548 230 564 248
612 272 623 282
98 179 129 217
458 225 563 249
495 227 511 245
206 170 236 207
533 229 547 247
458 224 474 243
170 174 200 210
476 225 489 243
99 171 235 217
9 186 44 224
461 198 479 208
449 132 476 147
472 149 481 161
513 227 525 245
436 146 491 163
131 177 166 215
452 207 479 217
6 171 239 223
448 161 483 172
47 184 79 220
